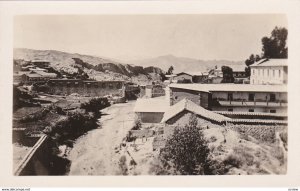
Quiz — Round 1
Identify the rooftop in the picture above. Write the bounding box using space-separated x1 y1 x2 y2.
251 58 287 67
134 97 170 113
26 73 42 78
162 98 230 123
176 72 193 76
31 60 50 63
231 65 246 72
169 83 287 93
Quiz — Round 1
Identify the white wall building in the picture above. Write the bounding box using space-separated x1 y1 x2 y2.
250 59 287 85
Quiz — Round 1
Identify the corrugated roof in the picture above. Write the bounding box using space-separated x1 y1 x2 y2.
162 98 230 123
215 111 287 117
134 98 170 113
251 58 287 67
169 83 287 93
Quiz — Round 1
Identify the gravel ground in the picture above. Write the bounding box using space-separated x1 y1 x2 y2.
67 101 136 175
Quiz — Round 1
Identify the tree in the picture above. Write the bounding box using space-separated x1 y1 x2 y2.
166 66 174 75
245 54 261 77
262 27 288 58
158 114 212 175
221 66 234 83
80 97 110 116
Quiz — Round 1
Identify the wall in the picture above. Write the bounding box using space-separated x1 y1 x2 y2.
228 124 286 143
47 80 124 97
212 91 287 102
250 66 287 85
152 85 165 97
171 88 199 105
14 135 51 175
136 112 164 123
129 129 155 138
211 106 287 113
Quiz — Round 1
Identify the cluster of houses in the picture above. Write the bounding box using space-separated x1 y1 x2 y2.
13 60 57 85
134 58 288 150
164 65 248 84
134 58 288 126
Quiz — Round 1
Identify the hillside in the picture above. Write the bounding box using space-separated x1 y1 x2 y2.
130 55 245 73
13 48 164 84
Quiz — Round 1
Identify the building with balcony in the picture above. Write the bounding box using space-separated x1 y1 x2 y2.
168 83 287 114
250 58 287 85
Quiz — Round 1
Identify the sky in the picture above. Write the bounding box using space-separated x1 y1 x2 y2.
14 15 287 61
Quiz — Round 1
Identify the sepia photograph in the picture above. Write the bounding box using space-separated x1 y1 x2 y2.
11 14 289 176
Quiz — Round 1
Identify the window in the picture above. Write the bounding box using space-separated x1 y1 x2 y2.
253 69 255 75
270 94 276 102
116 83 122 89
279 70 281 77
267 69 269 76
102 83 106 88
270 109 276 113
249 109 254 112
228 93 233 101
228 108 233 112
248 93 255 101
273 69 275 77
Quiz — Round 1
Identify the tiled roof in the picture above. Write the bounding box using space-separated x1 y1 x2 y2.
134 97 170 113
229 118 287 124
161 98 230 123
251 58 287 67
215 111 287 117
169 83 287 93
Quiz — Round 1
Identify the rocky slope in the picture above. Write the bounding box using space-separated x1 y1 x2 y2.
14 48 164 84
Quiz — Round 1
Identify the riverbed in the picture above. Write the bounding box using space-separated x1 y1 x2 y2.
67 101 136 175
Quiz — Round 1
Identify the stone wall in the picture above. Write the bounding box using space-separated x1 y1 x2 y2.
47 79 124 97
228 124 286 143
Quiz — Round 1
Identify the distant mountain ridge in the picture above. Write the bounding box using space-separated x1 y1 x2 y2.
129 55 245 73
13 48 164 84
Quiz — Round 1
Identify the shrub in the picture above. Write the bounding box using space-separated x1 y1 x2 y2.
271 146 285 165
132 118 142 130
158 114 213 175
46 111 98 145
223 146 254 168
118 155 128 175
279 131 288 150
80 97 110 115
210 136 217 143
223 154 243 168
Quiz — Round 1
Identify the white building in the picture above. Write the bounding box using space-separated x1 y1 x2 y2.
250 59 287 85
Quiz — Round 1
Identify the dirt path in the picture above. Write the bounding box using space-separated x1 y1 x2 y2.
67 101 136 175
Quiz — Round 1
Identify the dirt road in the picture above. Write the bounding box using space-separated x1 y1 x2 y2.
67 101 136 175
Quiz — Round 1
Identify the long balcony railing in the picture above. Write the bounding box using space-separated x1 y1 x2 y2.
214 98 287 107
